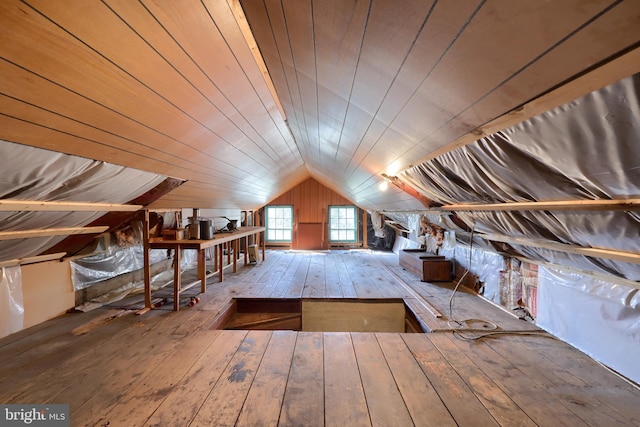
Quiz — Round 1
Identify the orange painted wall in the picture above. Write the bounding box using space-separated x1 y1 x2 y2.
268 178 354 223
265 178 360 248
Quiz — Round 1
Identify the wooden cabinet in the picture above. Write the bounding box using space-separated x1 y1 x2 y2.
399 249 452 282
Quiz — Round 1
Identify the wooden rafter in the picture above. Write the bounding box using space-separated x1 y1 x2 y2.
0 200 142 212
0 226 109 241
0 252 67 268
478 233 640 265
440 198 640 212
382 174 440 208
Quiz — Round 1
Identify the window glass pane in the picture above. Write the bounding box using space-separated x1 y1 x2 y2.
265 205 293 242
328 206 357 243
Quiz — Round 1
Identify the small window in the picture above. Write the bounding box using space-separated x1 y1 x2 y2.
329 206 358 243
265 205 293 242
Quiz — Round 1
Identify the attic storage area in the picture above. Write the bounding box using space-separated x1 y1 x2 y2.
384 73 640 383
1 0 640 425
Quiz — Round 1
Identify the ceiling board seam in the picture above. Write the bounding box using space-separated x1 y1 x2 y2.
399 0 625 165
225 6 302 169
0 112 275 194
402 43 640 170
127 0 288 167
261 0 307 161
311 0 320 169
348 0 485 192
281 0 314 159
0 57 212 170
199 0 294 164
332 0 373 164
111 0 287 166
346 0 485 186
0 89 223 179
22 0 278 180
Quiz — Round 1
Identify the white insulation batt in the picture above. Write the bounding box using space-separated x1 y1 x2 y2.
0 140 167 261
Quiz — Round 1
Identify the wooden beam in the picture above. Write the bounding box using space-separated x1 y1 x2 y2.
402 45 640 170
441 198 640 212
383 174 440 208
0 252 66 268
478 233 640 265
0 199 142 212
227 0 287 121
0 226 109 241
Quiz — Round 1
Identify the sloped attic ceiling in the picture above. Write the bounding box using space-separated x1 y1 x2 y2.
2 0 639 214
240 0 640 210
0 0 307 210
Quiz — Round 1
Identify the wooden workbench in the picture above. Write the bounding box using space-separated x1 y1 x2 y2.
143 225 266 312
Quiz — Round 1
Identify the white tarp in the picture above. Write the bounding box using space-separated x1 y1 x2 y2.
0 266 24 339
404 74 640 281
537 266 640 384
439 237 505 304
0 140 167 261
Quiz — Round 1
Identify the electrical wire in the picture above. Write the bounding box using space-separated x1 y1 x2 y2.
445 216 552 342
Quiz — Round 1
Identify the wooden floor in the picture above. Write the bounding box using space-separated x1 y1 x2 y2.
1 250 639 426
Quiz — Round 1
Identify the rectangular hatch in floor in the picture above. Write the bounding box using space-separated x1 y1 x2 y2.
212 298 426 333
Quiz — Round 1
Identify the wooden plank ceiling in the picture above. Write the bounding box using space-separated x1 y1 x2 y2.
1 0 639 211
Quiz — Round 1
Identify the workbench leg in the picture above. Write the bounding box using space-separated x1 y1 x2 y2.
233 239 238 273
143 210 152 311
174 247 181 311
218 243 224 282
198 248 206 293
244 236 248 265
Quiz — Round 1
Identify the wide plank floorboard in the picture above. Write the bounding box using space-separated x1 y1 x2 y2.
0 249 638 426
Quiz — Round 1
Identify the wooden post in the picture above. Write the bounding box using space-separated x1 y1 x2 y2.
218 243 224 282
142 209 152 311
233 239 238 273
198 248 206 293
362 210 368 248
173 245 181 311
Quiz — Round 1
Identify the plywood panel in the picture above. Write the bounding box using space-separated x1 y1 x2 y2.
295 223 324 250
302 300 405 332
21 260 75 329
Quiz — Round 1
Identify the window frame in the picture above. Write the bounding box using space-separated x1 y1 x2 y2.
328 205 358 243
265 205 294 243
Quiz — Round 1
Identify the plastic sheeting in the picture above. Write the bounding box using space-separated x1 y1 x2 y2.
0 140 167 261
71 246 197 291
0 266 24 338
439 235 505 304
403 74 640 281
537 266 640 384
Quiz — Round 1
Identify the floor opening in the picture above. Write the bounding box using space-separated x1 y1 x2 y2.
212 298 426 333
